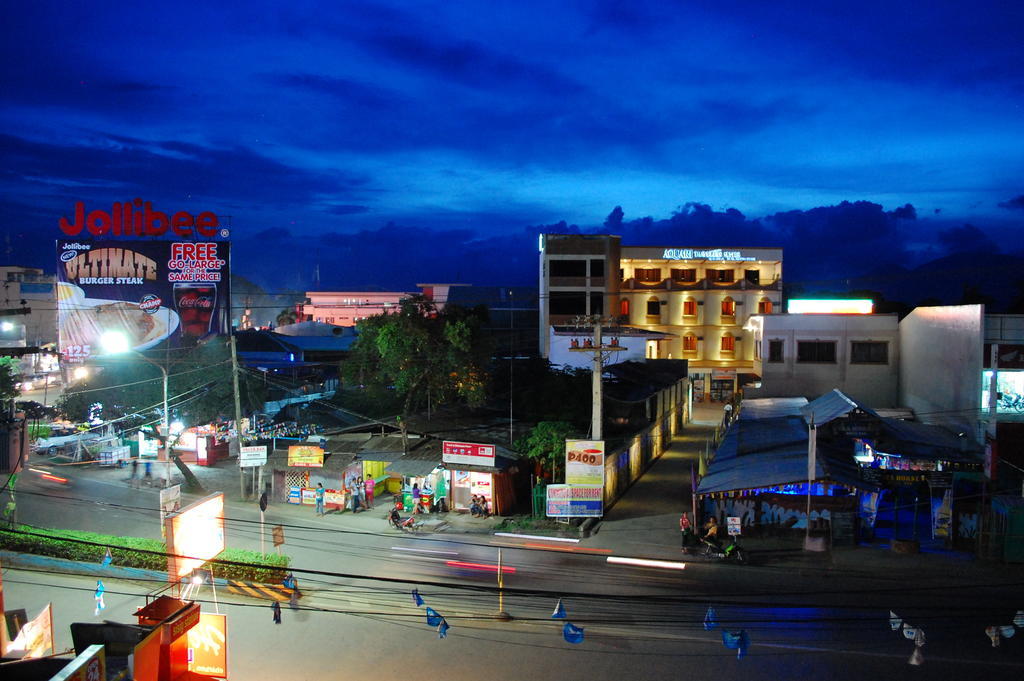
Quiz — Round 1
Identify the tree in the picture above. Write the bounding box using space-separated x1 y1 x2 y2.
276 307 298 327
514 421 575 482
343 296 492 449
0 357 20 416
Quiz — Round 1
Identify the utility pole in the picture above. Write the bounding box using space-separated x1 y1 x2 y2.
568 315 624 440
230 334 245 500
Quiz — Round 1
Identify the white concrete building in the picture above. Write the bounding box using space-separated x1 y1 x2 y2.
746 312 900 407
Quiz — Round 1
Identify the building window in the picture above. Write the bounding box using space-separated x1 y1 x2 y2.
683 334 698 352
721 334 735 352
851 341 888 364
721 297 736 317
683 298 697 317
797 341 837 363
590 259 605 277
646 297 661 317
710 269 734 283
758 298 773 314
620 299 629 316
550 259 587 277
550 292 587 315
768 339 784 362
671 268 697 282
745 269 760 285
590 292 604 315
635 267 661 282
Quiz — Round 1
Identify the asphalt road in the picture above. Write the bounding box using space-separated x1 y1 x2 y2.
7 464 1024 680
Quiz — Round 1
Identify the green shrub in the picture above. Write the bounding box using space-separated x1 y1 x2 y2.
0 526 289 582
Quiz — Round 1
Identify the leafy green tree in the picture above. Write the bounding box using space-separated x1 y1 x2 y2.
276 307 298 327
0 357 20 418
514 421 576 482
343 296 492 448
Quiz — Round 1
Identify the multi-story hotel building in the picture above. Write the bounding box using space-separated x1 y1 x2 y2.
539 234 783 401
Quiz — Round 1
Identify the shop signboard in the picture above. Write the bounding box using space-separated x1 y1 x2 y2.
50 644 105 681
165 493 226 580
324 489 344 508
7 603 53 658
287 445 323 467
287 487 301 504
726 516 741 536
272 525 285 547
546 484 603 517
159 484 182 540
187 612 227 678
300 487 316 505
56 238 230 363
442 441 495 467
565 440 605 485
239 445 267 468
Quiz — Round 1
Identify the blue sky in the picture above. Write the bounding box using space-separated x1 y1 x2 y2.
2 0 1022 292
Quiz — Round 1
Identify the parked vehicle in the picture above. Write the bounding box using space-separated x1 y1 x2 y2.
692 536 748 565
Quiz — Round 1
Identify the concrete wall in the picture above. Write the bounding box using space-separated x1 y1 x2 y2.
747 313 900 406
899 304 983 438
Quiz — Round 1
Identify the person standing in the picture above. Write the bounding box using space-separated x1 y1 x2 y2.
272 600 282 624
128 458 138 486
364 476 375 510
314 483 325 516
350 477 362 513
680 511 693 549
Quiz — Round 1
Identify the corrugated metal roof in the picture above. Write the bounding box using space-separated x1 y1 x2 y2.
385 458 442 477
739 397 808 421
876 417 983 462
800 389 879 426
696 441 872 494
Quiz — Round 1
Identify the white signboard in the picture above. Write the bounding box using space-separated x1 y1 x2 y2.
546 484 603 517
442 441 496 468
565 440 605 485
239 445 268 468
727 516 741 536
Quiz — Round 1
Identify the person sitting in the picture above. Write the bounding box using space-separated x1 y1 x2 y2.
702 516 721 549
388 503 403 529
478 496 490 517
469 495 483 517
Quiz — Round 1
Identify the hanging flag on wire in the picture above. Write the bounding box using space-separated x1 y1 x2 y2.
94 580 106 616
704 606 718 631
721 629 750 659
563 622 584 644
551 598 567 619
889 611 902 631
426 607 443 628
985 626 1001 647
909 647 924 666
100 547 112 567
1014 610 1024 628
1000 625 1015 639
902 624 918 640
438 619 450 639
412 589 424 607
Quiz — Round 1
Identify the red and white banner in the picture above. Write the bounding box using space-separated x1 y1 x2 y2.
442 441 495 468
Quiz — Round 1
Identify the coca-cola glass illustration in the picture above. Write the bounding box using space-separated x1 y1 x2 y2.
173 282 217 339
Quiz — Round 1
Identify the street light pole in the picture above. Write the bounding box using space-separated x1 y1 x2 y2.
134 352 170 486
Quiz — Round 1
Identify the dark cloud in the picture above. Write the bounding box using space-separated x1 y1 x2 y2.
998 195 1024 210
936 224 1000 255
325 204 370 216
264 73 402 110
357 32 584 96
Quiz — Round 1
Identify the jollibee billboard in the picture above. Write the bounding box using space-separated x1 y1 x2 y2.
56 235 230 361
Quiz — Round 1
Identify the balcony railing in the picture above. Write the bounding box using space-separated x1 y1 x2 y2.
620 277 781 291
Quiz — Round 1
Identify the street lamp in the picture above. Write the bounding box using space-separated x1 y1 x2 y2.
100 331 171 484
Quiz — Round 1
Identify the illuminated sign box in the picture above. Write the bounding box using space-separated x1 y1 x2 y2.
165 493 225 579
442 441 496 467
546 484 604 517
565 440 605 485
287 445 324 467
787 299 873 314
187 613 228 678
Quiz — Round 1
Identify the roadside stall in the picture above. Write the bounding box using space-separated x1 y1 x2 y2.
173 425 229 466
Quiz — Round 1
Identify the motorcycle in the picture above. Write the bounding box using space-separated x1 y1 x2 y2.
698 536 748 565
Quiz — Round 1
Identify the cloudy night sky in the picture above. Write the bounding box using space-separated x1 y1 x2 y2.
2 0 1023 298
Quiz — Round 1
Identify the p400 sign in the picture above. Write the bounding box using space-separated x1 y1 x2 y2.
565 440 605 486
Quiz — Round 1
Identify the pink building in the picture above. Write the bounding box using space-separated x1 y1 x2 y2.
301 284 462 327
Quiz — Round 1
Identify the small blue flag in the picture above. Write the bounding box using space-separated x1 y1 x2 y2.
563 622 585 644
703 606 718 631
722 629 750 659
101 547 112 567
95 580 105 598
551 598 566 619
94 580 106 616
438 618 449 639
412 589 424 607
426 607 442 627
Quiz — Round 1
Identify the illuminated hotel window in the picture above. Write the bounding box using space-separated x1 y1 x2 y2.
721 334 735 352
636 267 661 282
758 298 773 314
683 298 697 317
671 268 697 282
683 334 697 352
721 297 736 317
711 269 734 283
619 299 629 316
